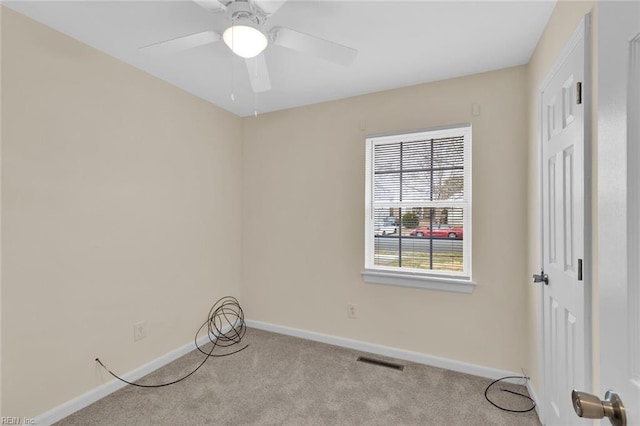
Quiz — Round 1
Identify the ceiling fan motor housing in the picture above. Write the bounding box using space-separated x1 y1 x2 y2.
226 0 266 26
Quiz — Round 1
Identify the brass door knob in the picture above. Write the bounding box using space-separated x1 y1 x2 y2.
571 390 626 426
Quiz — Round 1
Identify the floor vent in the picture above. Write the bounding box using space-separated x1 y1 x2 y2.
356 356 404 371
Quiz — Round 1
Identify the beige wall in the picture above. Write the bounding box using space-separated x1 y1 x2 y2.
1 8 243 417
525 0 597 393
241 66 529 372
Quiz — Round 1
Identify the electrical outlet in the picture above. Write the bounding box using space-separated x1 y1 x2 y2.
347 303 358 319
133 321 147 342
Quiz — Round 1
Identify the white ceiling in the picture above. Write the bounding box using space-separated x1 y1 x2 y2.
3 0 556 117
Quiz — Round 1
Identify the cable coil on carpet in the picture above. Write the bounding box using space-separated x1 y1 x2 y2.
484 376 536 413
96 296 247 388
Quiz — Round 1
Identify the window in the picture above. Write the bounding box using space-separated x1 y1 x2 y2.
362 124 474 293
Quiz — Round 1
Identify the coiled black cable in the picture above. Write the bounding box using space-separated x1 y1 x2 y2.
95 296 247 388
484 375 536 413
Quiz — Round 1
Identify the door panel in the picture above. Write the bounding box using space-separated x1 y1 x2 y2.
564 147 574 272
541 17 588 426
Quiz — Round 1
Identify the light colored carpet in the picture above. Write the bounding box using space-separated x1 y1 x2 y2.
56 328 541 425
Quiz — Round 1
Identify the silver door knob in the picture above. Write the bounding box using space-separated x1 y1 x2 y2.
532 272 549 285
571 390 626 426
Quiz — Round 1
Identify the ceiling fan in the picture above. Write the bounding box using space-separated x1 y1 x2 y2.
140 0 358 93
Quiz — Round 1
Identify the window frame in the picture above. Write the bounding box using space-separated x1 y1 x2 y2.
362 124 475 293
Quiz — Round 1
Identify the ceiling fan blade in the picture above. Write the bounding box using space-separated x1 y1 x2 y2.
193 0 226 12
271 27 357 66
245 54 272 93
139 31 221 54
253 0 288 16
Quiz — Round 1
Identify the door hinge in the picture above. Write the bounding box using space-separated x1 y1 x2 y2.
576 81 583 105
578 258 583 281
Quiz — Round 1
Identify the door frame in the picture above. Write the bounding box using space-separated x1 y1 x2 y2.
536 14 593 424
598 1 640 421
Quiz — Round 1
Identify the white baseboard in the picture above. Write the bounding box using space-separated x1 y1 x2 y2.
33 332 224 426
526 380 541 420
244 319 521 381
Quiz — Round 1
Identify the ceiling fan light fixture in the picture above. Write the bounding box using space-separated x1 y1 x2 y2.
223 24 268 58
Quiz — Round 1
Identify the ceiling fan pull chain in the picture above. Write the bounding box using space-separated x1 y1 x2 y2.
230 21 236 102
253 57 260 116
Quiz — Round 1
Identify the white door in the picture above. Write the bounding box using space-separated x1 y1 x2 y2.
598 1 640 425
540 16 590 426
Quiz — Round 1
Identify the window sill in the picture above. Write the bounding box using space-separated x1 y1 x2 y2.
361 268 476 294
